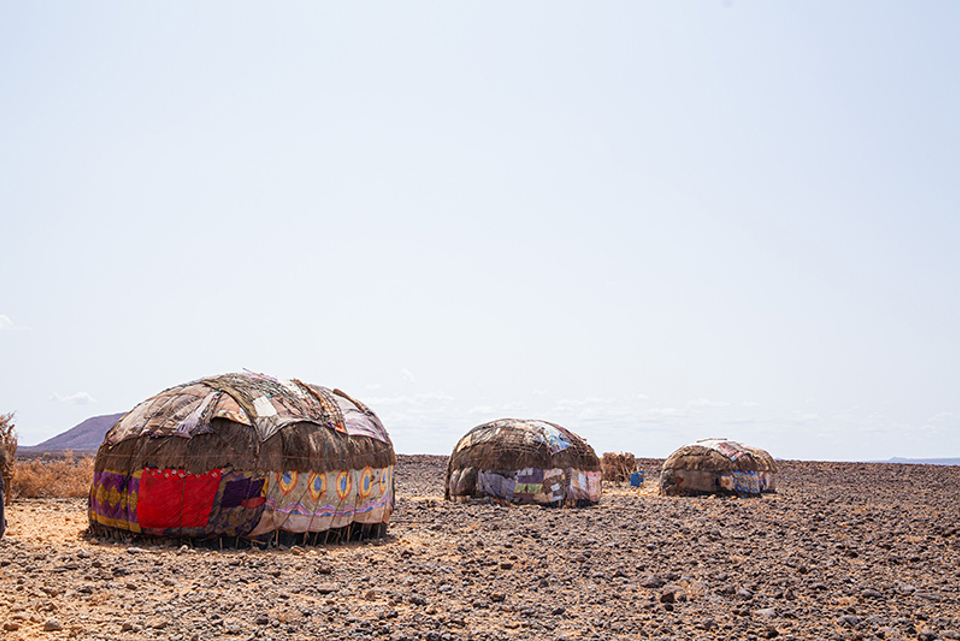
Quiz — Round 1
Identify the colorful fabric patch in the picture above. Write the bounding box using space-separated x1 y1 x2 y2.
221 477 265 509
532 422 573 454
308 472 327 502
696 438 748 462
89 469 142 532
335 470 353 501
358 467 375 499
731 470 761 494
477 472 517 501
277 470 299 495
378 467 391 495
249 466 395 535
138 468 221 529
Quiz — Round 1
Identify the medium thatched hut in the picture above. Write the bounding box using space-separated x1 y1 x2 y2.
89 372 395 544
445 418 602 506
659 438 777 496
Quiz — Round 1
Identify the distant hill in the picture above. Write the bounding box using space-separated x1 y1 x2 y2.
19 412 125 454
885 457 960 466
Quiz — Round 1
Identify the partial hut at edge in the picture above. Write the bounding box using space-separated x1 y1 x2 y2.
89 372 396 545
659 438 777 496
445 418 602 506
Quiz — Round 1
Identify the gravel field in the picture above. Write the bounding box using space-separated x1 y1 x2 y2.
2 455 959 641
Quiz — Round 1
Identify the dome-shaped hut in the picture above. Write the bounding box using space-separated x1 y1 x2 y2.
445 418 601 506
89 372 395 544
659 438 777 496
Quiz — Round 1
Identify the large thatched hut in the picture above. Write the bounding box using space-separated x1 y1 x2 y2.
89 372 395 544
445 418 601 506
659 438 777 496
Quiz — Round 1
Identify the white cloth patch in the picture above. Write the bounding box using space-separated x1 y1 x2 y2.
253 395 279 417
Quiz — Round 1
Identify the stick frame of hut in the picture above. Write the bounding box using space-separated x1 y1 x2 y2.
659 438 777 496
445 418 602 506
88 372 396 546
601 451 637 485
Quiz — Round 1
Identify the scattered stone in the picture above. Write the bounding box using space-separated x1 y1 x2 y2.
43 619 64 631
640 574 666 589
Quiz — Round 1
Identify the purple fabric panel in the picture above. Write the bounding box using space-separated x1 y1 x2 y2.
220 478 264 509
91 470 139 523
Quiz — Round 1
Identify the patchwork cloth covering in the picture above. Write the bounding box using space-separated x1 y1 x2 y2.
89 372 395 540
445 418 602 506
659 437 777 496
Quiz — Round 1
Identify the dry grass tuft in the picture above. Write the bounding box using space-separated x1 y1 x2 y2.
12 453 94 499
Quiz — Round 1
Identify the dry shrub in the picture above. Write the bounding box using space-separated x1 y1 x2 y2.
1 411 16 503
12 452 94 499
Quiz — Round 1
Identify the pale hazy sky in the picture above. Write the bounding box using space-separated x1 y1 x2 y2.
2 2 958 460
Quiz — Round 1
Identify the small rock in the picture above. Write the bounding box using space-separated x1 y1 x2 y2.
145 616 168 629
640 574 666 589
838 615 861 628
3 622 21 631
126 547 145 555
756 608 777 619
43 619 64 631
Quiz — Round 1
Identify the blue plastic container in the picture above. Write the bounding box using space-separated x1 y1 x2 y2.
630 471 644 487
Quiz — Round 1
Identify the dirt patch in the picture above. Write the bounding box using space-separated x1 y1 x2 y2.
1 456 959 640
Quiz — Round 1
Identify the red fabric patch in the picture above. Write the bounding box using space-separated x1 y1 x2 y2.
138 468 221 529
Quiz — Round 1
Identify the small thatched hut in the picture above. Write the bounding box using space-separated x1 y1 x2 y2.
89 372 395 544
659 438 777 496
445 418 601 506
602 451 637 484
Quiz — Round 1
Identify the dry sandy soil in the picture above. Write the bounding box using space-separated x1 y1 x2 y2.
2 456 959 641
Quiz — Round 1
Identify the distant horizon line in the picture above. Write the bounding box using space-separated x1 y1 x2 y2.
14 444 960 466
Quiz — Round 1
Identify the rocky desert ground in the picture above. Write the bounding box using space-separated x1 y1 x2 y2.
2 456 959 641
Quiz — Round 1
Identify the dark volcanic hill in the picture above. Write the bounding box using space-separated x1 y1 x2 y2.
19 412 124 454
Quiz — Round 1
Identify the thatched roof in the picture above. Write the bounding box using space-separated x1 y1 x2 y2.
447 418 601 473
95 372 395 475
662 438 777 473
